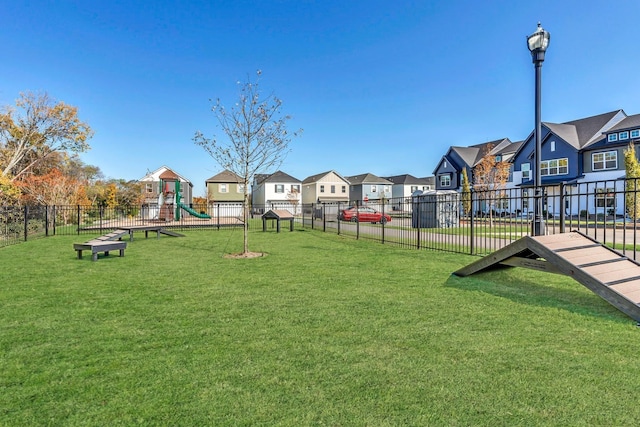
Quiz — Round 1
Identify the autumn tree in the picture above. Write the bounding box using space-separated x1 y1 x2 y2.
460 168 472 217
473 145 511 225
194 71 302 256
0 174 21 205
0 92 93 181
18 168 88 223
624 142 640 220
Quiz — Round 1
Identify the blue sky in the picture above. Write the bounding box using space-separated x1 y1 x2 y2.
2 1 640 196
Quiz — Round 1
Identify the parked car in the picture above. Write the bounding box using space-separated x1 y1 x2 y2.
338 206 391 224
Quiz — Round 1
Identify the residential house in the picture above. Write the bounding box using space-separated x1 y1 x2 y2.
344 173 393 204
301 170 350 204
139 166 194 219
251 170 302 214
384 174 434 198
510 110 627 216
205 170 245 203
433 138 514 191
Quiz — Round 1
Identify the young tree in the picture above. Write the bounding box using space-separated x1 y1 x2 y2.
473 145 511 225
0 92 93 181
194 71 302 256
624 142 640 220
460 168 472 217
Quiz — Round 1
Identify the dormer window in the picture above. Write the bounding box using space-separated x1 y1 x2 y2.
608 134 618 142
619 131 629 140
631 130 640 138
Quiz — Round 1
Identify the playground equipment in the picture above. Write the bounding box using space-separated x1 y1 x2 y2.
157 177 211 220
454 231 640 322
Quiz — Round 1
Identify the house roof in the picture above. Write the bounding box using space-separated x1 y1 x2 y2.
607 114 640 133
139 165 193 186
542 110 625 149
344 172 392 186
302 170 349 184
382 174 433 185
205 170 243 183
255 170 301 185
450 138 512 168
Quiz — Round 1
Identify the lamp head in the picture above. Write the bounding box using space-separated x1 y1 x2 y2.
527 22 550 55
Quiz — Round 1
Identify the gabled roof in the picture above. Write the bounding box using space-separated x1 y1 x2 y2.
302 170 349 185
140 165 192 185
206 170 242 183
255 170 301 185
344 172 392 186
383 174 433 185
451 138 512 168
607 114 640 133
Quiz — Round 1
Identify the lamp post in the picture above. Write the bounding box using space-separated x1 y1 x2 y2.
527 22 550 236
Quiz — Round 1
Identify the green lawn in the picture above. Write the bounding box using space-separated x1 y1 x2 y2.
1 229 639 425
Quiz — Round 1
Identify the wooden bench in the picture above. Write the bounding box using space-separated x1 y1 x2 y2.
73 240 127 261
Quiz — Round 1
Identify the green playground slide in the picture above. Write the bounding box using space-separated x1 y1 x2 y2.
177 202 211 219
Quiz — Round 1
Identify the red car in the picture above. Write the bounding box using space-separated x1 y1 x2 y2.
339 206 391 224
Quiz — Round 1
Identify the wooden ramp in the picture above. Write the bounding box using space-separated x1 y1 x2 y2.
454 231 640 322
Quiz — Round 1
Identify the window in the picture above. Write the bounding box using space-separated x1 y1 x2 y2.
237 184 245 193
290 185 300 193
540 158 568 176
320 185 325 193
592 151 617 171
522 190 529 210
411 186 418 192
145 183 153 193
444 161 447 168
521 163 531 180
608 133 618 142
341 186 346 193
439 174 451 187
384 185 391 193
275 184 284 193
631 130 640 138
219 184 228 193
371 185 377 193
596 188 615 208
331 185 336 193
550 141 556 152
619 131 629 140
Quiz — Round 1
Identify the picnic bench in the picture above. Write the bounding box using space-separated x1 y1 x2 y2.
73 240 127 261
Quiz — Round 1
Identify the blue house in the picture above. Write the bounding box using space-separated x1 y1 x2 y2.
433 138 515 191
510 110 627 216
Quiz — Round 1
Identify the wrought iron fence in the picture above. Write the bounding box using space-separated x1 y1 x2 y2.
2 178 640 258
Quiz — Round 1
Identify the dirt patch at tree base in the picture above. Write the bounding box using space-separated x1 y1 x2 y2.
223 252 266 259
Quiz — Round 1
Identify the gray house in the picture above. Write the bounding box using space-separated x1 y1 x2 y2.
345 173 393 203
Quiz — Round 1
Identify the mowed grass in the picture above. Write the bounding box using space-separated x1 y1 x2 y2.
1 229 640 426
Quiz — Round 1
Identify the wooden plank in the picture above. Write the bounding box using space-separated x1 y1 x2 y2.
499 256 564 274
583 262 640 284
609 279 640 294
555 246 619 262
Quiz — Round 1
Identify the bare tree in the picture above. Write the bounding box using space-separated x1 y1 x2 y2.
194 71 302 256
473 145 510 225
0 92 93 181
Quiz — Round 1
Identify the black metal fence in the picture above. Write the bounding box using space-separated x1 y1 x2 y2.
3 178 640 259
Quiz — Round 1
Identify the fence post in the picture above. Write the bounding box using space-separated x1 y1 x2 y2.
77 205 81 235
23 205 28 241
99 205 103 235
45 205 49 237
559 182 566 233
381 198 385 244
470 191 475 255
337 201 341 235
52 205 56 236
355 200 360 240
416 197 421 249
322 203 326 232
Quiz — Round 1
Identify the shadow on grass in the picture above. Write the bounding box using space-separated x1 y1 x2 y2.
445 267 632 324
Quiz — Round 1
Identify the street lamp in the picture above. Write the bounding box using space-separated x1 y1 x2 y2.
527 22 550 236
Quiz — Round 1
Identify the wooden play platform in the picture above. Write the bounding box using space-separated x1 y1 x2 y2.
454 231 640 322
73 226 184 261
